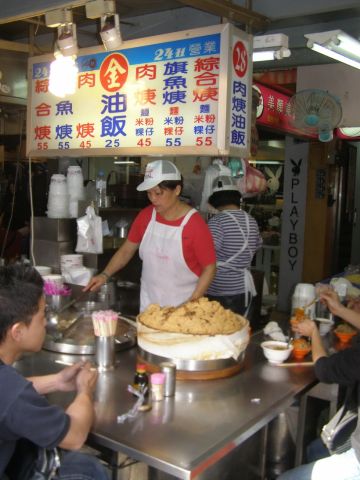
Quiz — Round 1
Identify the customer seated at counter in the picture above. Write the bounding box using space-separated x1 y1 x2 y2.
85 160 216 312
0 265 109 480
278 290 360 480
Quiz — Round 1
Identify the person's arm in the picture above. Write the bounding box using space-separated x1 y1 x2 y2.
292 318 327 362
27 362 85 395
58 364 98 450
84 239 139 292
321 290 360 330
188 263 216 301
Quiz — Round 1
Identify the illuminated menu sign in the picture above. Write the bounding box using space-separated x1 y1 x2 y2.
27 24 252 158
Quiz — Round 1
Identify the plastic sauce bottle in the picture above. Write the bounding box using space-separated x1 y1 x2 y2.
95 170 107 208
133 364 149 395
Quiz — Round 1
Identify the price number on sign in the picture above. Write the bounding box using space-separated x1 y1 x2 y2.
105 139 121 148
165 138 182 147
232 41 248 78
137 138 152 147
196 137 212 146
80 141 92 149
37 142 48 150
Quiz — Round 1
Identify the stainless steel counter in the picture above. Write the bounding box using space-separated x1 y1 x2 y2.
14 331 318 479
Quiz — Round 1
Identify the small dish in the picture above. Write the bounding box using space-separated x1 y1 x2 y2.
334 330 357 343
292 338 311 360
292 347 311 360
261 341 293 364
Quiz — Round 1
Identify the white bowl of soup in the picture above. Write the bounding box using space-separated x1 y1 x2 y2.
261 341 293 364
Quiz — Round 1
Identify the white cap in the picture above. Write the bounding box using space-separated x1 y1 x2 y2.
212 175 239 193
136 160 181 191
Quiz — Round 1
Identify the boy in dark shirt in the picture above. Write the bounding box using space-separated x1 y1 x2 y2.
0 264 109 479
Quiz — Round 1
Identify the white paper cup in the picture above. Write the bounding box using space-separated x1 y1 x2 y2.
42 274 64 286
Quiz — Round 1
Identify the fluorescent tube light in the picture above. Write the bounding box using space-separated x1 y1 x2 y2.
252 34 291 62
305 30 360 70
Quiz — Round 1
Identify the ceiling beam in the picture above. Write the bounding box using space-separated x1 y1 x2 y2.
176 0 269 30
0 39 31 53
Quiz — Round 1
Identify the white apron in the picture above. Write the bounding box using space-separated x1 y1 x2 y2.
139 208 199 312
217 210 257 309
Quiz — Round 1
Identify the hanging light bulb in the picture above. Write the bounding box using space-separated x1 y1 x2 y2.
100 14 122 51
49 52 78 98
57 23 78 57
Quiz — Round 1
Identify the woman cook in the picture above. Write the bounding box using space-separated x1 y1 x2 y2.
85 160 216 312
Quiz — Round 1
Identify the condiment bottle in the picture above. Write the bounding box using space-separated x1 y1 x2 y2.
159 362 176 397
150 373 165 401
133 364 149 395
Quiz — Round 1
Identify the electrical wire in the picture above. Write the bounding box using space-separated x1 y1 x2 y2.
0 109 25 262
28 155 36 266
0 160 20 260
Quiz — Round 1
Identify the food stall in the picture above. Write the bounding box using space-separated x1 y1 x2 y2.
15 328 319 480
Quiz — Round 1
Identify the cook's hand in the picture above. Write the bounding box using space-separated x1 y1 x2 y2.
83 274 106 292
56 361 85 392
292 318 317 337
320 290 342 315
76 362 98 396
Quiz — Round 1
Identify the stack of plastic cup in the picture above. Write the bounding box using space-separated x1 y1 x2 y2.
67 166 85 218
47 174 69 218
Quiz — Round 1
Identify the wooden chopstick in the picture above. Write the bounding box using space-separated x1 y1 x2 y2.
302 297 319 309
277 361 314 367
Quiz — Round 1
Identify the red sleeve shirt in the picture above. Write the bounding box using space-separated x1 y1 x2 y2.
128 205 216 277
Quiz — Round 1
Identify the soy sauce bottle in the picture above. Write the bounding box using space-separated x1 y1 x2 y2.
133 364 149 395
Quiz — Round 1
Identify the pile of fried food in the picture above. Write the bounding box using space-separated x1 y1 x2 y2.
290 308 311 350
290 307 307 327
335 323 357 334
292 337 311 351
138 297 247 335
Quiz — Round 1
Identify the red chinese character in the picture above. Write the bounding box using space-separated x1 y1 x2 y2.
78 73 96 88
194 72 218 87
194 57 220 72
34 125 51 140
35 103 51 117
193 87 218 102
135 89 156 105
76 123 95 138
136 64 157 80
35 79 49 94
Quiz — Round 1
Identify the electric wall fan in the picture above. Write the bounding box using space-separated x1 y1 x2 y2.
288 89 342 142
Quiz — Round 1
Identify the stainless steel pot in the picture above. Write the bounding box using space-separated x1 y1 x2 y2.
115 225 128 238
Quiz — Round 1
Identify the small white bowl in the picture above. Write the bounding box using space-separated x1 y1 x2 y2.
261 340 293 364
35 266 52 276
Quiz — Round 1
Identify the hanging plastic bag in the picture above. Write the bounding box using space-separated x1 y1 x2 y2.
76 206 103 254
236 159 267 197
